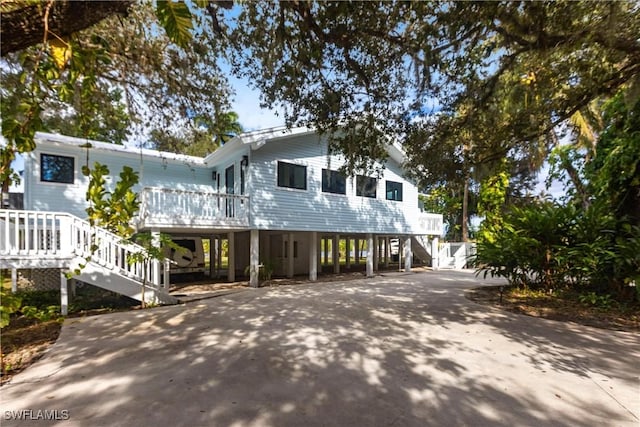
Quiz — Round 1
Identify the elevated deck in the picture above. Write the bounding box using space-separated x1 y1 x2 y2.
137 187 250 231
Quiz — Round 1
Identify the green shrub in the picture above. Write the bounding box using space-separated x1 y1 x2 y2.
21 305 62 322
0 289 22 328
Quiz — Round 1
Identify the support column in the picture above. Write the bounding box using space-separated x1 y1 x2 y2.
309 231 318 281
70 278 77 297
250 229 260 287
345 238 351 269
431 237 439 270
216 237 222 278
366 234 374 277
355 238 360 264
287 232 295 278
209 235 215 278
151 229 161 286
384 237 390 268
163 260 170 290
333 234 340 274
317 235 322 273
11 268 17 293
404 235 412 272
228 232 235 282
323 238 329 266
60 271 68 316
373 236 379 272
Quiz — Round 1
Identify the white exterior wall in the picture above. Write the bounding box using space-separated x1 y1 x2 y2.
248 133 423 235
24 140 213 218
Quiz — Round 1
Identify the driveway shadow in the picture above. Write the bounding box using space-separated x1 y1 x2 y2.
1 271 638 426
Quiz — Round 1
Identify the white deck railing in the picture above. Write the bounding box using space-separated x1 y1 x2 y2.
139 187 249 228
417 212 444 236
0 209 168 288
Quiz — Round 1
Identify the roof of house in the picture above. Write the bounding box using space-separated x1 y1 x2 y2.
35 132 206 166
202 125 407 165
35 125 407 167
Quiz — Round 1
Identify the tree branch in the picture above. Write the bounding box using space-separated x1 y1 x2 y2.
1 1 133 56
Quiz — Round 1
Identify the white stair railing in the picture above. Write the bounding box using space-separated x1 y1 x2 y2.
1 210 68 257
1 209 169 291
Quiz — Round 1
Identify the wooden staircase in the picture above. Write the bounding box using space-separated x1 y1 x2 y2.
0 209 177 307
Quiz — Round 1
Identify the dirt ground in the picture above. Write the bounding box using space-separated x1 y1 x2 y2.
466 285 640 332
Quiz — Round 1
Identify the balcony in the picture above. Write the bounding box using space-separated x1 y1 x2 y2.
138 187 250 230
417 212 444 236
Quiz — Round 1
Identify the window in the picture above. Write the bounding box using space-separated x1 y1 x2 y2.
277 161 306 190
41 154 74 184
386 181 403 201
322 169 346 195
356 175 377 198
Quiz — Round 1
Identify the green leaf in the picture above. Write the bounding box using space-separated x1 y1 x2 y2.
156 1 193 48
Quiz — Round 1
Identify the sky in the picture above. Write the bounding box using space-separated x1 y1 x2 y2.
227 75 285 131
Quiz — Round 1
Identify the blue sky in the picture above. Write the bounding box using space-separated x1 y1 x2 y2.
227 74 284 131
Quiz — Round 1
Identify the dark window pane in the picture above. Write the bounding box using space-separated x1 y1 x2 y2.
322 169 346 194
386 181 403 201
41 154 74 184
277 161 306 190
356 175 377 198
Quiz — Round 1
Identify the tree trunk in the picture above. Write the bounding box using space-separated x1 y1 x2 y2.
461 177 470 242
550 131 590 210
1 1 133 56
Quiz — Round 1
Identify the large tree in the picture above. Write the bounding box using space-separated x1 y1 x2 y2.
3 1 639 197
220 0 639 181
1 1 233 189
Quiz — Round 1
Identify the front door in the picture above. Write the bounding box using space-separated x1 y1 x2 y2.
225 165 235 217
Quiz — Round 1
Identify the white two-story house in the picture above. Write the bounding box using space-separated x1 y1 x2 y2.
1 126 442 310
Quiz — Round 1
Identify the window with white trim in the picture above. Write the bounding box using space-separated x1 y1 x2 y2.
322 169 346 195
356 175 377 198
386 181 403 201
277 161 307 190
40 153 74 184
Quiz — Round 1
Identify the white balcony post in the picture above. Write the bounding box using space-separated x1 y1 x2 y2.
366 234 374 277
228 232 235 282
404 235 412 272
287 233 295 278
309 231 318 281
250 229 260 287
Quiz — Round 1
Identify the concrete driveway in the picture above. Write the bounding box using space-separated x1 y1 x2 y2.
2 270 638 426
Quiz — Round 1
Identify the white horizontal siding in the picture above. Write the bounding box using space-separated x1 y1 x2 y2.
248 134 424 234
25 143 214 218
